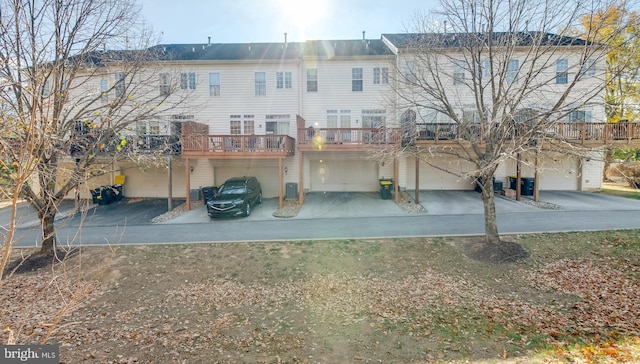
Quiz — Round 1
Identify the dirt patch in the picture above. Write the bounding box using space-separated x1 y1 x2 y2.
3 247 80 275
459 237 530 264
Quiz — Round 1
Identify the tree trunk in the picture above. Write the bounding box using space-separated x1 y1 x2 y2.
480 175 500 245
40 212 57 253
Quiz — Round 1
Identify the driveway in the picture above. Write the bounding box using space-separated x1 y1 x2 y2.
4 190 640 229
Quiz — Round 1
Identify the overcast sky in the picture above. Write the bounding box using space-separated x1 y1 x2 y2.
140 0 441 44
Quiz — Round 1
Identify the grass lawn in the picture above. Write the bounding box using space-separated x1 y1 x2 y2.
599 182 640 200
2 231 639 363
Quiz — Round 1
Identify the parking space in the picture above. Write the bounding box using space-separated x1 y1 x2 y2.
5 190 640 228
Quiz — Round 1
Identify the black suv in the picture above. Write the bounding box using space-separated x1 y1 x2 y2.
206 176 262 218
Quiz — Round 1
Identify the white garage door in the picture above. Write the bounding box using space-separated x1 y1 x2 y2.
538 157 579 190
310 159 377 192
408 158 475 190
215 161 280 198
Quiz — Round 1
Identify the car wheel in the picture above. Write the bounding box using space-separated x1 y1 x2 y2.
244 202 251 216
257 191 262 204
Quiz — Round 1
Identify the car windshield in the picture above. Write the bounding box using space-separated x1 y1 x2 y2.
219 183 247 195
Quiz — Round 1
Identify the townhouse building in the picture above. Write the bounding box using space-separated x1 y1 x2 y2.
62 32 640 207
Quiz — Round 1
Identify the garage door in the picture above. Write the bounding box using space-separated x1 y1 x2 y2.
310 159 377 192
538 157 579 190
408 158 475 190
215 161 280 198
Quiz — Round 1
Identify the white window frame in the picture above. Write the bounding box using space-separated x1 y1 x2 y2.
159 73 171 95
114 72 125 97
581 59 596 77
453 60 465 85
507 59 519 84
276 71 292 89
373 67 389 85
556 59 568 84
306 68 318 92
181 72 196 90
352 68 363 91
255 72 266 96
209 72 220 96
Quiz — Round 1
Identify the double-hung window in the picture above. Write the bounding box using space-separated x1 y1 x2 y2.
581 59 596 77
453 60 465 85
100 79 109 102
373 67 388 84
159 73 171 95
306 68 318 92
276 71 292 89
556 59 568 84
209 72 220 96
352 68 363 91
181 72 196 89
506 60 519 84
114 72 125 97
255 72 266 96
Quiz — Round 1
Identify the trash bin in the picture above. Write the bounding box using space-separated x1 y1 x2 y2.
508 176 517 190
522 177 535 196
475 176 495 193
201 186 218 202
97 186 113 205
90 188 100 204
379 178 394 199
493 180 504 192
111 184 124 201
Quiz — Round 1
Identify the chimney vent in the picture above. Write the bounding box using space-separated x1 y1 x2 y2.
284 32 288 46
208 36 211 45
362 31 366 40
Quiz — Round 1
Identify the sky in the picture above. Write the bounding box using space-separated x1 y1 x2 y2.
140 0 441 45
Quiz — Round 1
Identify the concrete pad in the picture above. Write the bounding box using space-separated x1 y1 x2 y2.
534 191 640 211
411 190 540 215
296 192 406 219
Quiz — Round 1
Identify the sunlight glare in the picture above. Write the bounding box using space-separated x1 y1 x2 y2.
275 0 330 40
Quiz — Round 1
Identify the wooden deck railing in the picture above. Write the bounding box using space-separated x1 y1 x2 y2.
297 127 402 145
181 134 295 157
413 122 640 144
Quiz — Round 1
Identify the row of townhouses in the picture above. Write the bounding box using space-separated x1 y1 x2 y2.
63 32 640 207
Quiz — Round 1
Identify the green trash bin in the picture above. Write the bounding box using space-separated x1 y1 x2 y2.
379 178 394 199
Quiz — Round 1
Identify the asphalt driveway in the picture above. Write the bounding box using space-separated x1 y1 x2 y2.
4 190 640 229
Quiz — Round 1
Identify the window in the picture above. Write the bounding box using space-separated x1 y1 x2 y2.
159 73 171 95
352 68 363 91
100 79 108 102
581 59 596 77
556 59 568 84
307 68 318 92
114 72 124 97
265 115 291 134
209 72 220 96
481 59 491 78
137 120 160 135
362 109 386 128
276 71 292 89
568 108 593 123
404 61 417 83
507 59 519 83
229 115 254 134
255 72 266 96
373 67 388 84
453 60 465 85
181 72 196 89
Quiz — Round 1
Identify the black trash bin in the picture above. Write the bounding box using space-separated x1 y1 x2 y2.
90 188 100 204
111 184 124 201
379 178 394 199
97 186 113 205
522 177 535 196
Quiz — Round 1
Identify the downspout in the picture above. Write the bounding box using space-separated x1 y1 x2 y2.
185 158 191 211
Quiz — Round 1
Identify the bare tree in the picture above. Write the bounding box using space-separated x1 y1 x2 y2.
0 0 184 255
382 0 629 245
